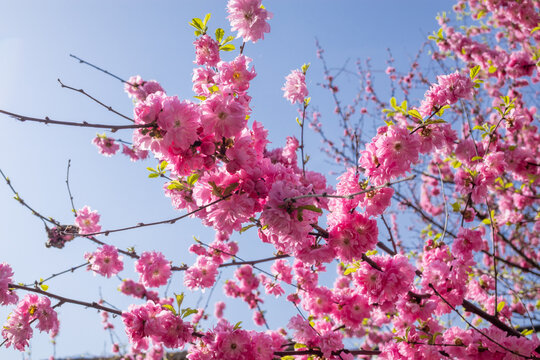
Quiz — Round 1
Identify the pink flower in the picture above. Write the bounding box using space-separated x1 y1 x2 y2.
92 134 119 156
194 34 221 67
214 301 226 319
227 0 272 43
419 71 474 117
84 245 124 278
121 144 148 162
75 206 102 235
135 251 171 288
200 92 249 139
157 96 200 150
119 279 147 299
124 76 165 102
328 212 378 262
282 69 308 104
0 263 18 305
353 255 415 305
218 55 257 93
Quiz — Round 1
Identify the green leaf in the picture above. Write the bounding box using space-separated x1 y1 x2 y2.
304 97 311 107
194 95 207 101
159 161 168 171
343 266 358 276
167 181 186 191
471 156 483 161
297 204 323 214
482 218 491 225
451 202 460 212
294 343 307 349
203 13 211 26
488 66 497 74
233 321 242 330
187 173 200 186
162 304 177 315
301 63 310 74
390 97 397 109
497 301 505 312
215 28 224 43
470 65 481 79
532 26 540 34
40 284 49 291
522 328 534 336
181 308 199 319
408 109 423 121
296 117 302 126
208 85 219 93
146 167 157 173
176 293 184 309
240 224 255 234
220 44 236 51
190 18 204 31
148 173 159 178
222 35 235 45
472 125 484 131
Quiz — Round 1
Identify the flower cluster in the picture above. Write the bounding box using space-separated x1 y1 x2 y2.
84 244 124 278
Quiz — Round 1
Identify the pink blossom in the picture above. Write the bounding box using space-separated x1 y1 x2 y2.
124 76 165 102
282 69 308 104
200 92 248 139
121 144 149 162
135 251 171 288
218 55 257 93
328 211 378 262
419 71 474 117
0 263 18 305
353 255 415 305
194 34 221 67
84 244 124 278
214 301 225 319
227 0 272 43
92 134 119 156
75 206 102 235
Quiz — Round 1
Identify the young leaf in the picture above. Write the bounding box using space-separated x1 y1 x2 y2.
220 44 236 51
176 293 185 309
496 301 505 312
408 109 423 121
203 13 211 26
233 321 242 330
470 65 480 79
162 304 177 315
215 28 224 43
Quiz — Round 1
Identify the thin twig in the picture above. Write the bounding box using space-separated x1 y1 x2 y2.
57 79 134 122
9 283 122 316
81 194 233 236
69 54 134 86
287 175 415 201
436 164 449 243
380 214 397 254
0 109 152 132
66 159 77 217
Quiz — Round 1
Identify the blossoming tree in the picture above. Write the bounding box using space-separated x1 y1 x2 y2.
1 0 539 359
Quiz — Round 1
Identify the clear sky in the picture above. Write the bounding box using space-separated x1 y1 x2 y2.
0 1 454 358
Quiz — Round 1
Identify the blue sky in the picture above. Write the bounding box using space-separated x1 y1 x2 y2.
0 1 454 358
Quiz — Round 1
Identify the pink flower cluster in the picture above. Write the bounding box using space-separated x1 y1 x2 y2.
0 263 17 306
135 251 171 288
187 319 284 360
418 71 474 117
75 205 102 235
352 254 415 306
194 34 220 67
288 315 348 359
119 279 159 302
122 301 193 351
124 75 165 103
184 240 238 290
92 134 120 156
84 244 124 278
2 294 59 351
227 0 272 43
282 69 308 104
